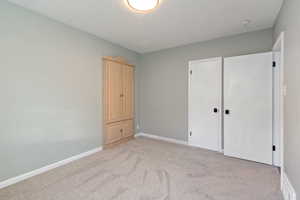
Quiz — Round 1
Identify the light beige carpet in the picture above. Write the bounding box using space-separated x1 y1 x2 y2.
0 137 283 200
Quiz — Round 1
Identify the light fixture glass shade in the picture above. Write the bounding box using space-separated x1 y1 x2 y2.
127 0 159 12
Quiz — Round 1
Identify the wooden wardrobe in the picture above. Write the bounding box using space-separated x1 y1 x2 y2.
103 57 135 148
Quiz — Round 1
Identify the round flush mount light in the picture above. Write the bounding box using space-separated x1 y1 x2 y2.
127 0 159 13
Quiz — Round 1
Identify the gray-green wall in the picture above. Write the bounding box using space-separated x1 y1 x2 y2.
138 29 273 141
274 0 300 195
0 1 139 182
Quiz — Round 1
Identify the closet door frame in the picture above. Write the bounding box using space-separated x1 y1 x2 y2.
273 32 285 187
188 57 223 152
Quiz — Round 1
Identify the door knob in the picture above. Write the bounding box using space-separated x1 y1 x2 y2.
213 108 218 113
225 110 230 115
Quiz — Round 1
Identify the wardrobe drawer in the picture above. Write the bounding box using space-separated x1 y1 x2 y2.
105 122 123 144
122 120 134 138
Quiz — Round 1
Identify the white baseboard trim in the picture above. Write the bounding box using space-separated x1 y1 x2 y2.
0 147 103 189
135 132 188 146
135 133 224 153
282 171 297 200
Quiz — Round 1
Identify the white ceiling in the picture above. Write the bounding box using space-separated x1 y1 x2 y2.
7 0 283 53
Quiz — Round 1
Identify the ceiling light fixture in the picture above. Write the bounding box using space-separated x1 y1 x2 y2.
127 0 159 13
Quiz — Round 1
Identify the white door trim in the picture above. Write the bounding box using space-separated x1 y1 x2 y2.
273 32 285 190
188 57 223 152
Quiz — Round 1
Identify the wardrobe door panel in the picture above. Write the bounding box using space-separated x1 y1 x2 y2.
105 61 123 122
122 65 134 119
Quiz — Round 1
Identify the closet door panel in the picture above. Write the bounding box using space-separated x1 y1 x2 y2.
122 65 134 119
106 61 123 122
188 58 222 152
224 52 273 165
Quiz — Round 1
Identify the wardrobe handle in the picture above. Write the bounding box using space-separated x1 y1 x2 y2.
120 94 124 98
213 108 218 113
120 129 123 133
225 110 230 115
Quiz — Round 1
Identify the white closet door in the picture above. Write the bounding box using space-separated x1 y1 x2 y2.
188 57 222 152
224 52 273 165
